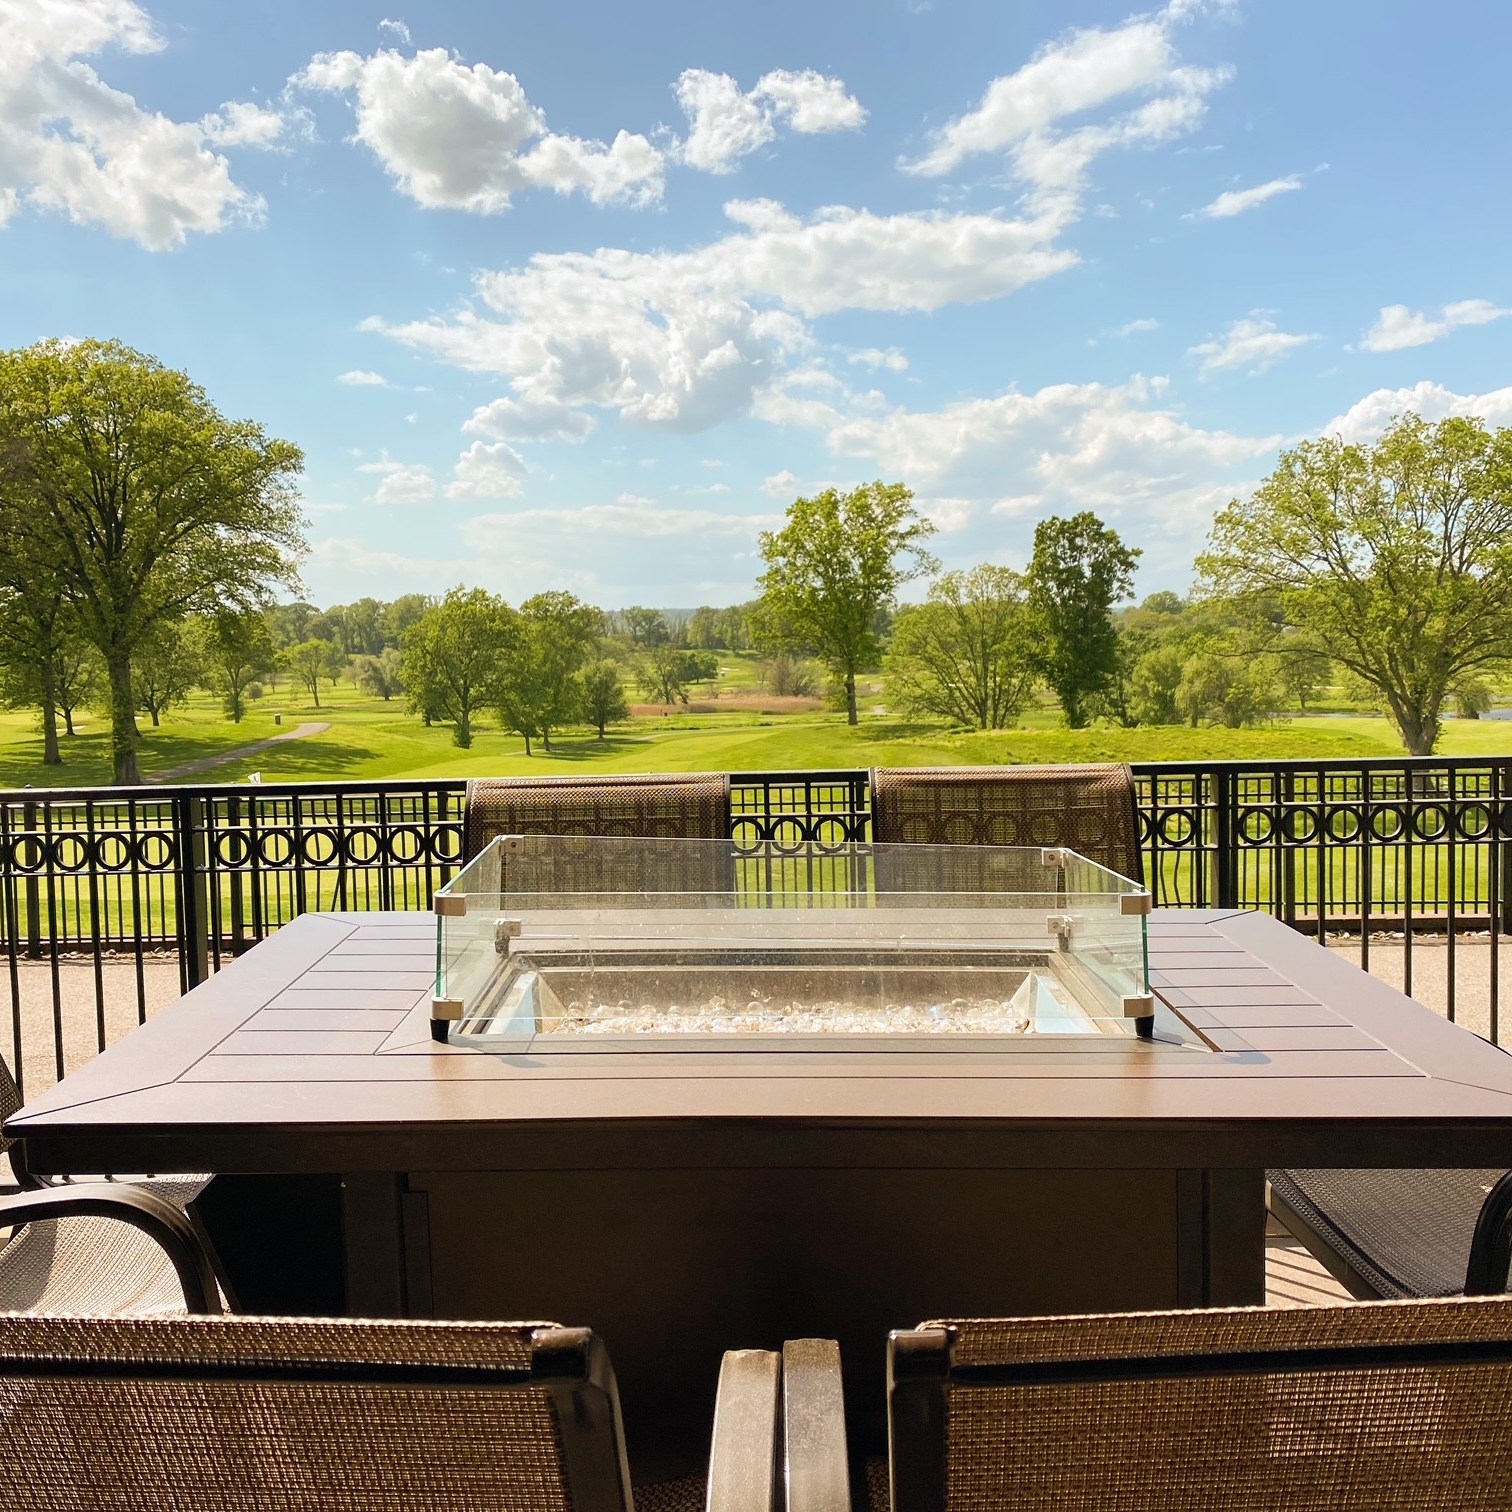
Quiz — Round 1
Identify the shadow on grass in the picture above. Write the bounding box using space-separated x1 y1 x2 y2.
520 735 651 763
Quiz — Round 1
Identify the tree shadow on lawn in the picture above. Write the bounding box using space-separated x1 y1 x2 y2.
523 735 652 763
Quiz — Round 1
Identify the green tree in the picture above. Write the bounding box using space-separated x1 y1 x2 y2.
0 339 305 783
132 621 200 728
617 606 670 647
54 639 103 737
884 565 1036 730
279 639 332 708
1128 641 1187 726
1176 649 1281 729
401 587 510 749
1199 414 1512 755
1277 646 1332 712
197 611 274 723
757 482 937 725
637 645 712 706
0 579 71 765
1026 512 1141 728
352 648 404 700
581 659 629 738
382 593 430 646
494 592 601 754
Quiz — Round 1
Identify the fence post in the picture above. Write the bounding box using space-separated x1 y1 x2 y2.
175 791 211 991
1212 767 1238 911
22 798 41 960
1500 761 1512 937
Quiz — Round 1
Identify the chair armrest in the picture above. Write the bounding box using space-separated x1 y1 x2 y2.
1466 1171 1512 1294
783 1339 851 1512
707 1349 781 1512
0 1182 222 1314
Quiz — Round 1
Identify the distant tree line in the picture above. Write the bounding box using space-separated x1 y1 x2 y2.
2 333 1507 770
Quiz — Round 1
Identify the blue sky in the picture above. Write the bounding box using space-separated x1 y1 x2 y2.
3 0 1510 609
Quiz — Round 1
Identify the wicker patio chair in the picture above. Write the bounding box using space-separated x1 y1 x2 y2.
1266 1166 1512 1299
0 1052 219 1316
879 1295 1512 1511
463 773 735 895
0 1313 784 1512
869 764 1143 884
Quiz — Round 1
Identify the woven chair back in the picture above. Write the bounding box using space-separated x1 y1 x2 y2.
462 774 734 895
888 1296 1512 1511
0 1051 19 1156
870 765 1143 885
0 1314 635 1512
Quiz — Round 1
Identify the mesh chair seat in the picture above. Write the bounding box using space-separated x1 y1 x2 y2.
870 764 1143 882
886 1296 1512 1510
0 1176 211 1316
1 1052 215 1316
1267 1166 1505 1298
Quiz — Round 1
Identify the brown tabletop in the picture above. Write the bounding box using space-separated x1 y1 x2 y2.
11 907 1512 1174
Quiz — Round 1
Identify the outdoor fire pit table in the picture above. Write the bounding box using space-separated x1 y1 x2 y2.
12 832 1512 1472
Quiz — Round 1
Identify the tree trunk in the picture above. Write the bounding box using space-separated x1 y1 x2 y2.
455 710 472 748
63 708 76 736
39 660 61 766
150 706 161 727
522 731 532 756
106 648 142 785
845 671 858 726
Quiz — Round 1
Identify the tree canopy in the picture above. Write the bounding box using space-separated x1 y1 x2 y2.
401 588 511 749
757 481 936 725
493 592 601 755
886 565 1036 730
1198 413 1512 755
0 339 305 782
1026 512 1140 728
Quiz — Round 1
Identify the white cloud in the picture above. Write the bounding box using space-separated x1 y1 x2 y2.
1113 317 1159 337
1326 380 1512 442
762 469 800 498
294 46 664 211
673 67 865 174
848 346 909 372
1188 314 1316 376
754 370 1280 582
367 197 1076 433
0 0 264 248
684 482 733 496
462 395 597 443
1191 174 1301 219
446 440 526 500
1360 299 1512 353
459 502 777 603
377 17 411 44
357 455 436 504
199 100 292 149
902 9 1229 231
338 369 391 386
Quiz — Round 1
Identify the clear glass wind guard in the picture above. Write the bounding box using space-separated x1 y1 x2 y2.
431 834 1189 1052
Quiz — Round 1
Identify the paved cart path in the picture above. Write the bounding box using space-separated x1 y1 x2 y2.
149 721 331 782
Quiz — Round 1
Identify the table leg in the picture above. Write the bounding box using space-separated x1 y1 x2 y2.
1178 1169 1266 1306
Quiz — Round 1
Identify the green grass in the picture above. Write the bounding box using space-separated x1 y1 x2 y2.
4 671 1512 793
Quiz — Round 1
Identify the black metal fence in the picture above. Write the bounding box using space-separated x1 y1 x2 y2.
3 760 1509 1096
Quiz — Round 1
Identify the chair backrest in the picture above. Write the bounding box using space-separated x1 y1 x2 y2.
0 1314 635 1512
462 773 735 894
888 1297 1512 1511
0 1050 20 1157
870 764 1143 883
